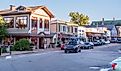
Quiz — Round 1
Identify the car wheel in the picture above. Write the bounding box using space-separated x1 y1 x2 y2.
65 50 69 53
75 48 79 53
79 49 81 52
91 46 94 49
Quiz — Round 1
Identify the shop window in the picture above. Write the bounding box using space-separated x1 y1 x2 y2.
4 17 14 28
16 16 28 29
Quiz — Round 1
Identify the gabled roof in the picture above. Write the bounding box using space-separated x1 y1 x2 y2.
28 6 54 18
0 5 54 18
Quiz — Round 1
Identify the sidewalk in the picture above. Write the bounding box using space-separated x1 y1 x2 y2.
95 43 121 48
0 48 60 57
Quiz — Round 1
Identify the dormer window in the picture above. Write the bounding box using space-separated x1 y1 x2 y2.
16 6 26 11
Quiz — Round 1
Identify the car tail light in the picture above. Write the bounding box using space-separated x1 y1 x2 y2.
112 63 117 70
61 44 64 48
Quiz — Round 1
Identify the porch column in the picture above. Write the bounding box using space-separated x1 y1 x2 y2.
37 37 39 50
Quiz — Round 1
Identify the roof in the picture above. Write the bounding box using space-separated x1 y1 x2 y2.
51 20 66 25
91 20 121 26
85 24 115 30
0 5 54 18
66 22 79 26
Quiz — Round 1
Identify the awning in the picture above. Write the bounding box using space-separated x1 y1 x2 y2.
8 33 53 38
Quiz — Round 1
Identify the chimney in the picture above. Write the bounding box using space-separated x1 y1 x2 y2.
102 18 104 25
10 5 16 11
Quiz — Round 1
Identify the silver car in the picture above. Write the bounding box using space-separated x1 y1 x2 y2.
110 57 121 71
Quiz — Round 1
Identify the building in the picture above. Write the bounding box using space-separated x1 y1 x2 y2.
77 26 87 41
50 20 78 44
91 18 121 40
0 5 54 49
85 25 109 42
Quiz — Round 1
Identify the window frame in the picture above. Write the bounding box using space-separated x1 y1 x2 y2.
31 17 38 29
39 18 43 28
4 17 14 28
16 16 28 28
44 19 49 31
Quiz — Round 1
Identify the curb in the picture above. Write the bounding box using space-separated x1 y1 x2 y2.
0 48 60 58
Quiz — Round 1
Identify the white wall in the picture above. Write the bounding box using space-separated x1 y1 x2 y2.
30 8 51 34
78 26 86 38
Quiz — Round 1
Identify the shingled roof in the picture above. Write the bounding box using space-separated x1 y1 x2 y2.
0 5 54 18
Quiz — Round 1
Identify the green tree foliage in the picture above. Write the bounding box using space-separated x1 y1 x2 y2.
69 12 89 26
0 16 8 39
0 16 6 26
12 38 31 51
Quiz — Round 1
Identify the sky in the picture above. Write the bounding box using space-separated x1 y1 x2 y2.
0 0 121 22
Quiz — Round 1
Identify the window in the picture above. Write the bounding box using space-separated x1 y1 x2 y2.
75 28 77 33
63 26 66 32
71 27 73 33
68 26 70 32
44 19 49 30
4 17 14 28
16 16 27 28
32 17 37 29
39 18 43 28
60 25 63 32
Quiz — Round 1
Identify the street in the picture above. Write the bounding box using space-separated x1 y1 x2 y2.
0 43 121 71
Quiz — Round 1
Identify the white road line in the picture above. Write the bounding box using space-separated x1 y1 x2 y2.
100 68 111 71
89 67 100 70
5 56 12 59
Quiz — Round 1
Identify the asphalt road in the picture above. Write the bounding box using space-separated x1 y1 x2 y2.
0 43 121 71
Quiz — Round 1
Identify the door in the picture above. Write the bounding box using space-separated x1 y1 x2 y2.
39 37 44 49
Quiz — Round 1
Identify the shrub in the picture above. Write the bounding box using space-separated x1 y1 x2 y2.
12 38 31 51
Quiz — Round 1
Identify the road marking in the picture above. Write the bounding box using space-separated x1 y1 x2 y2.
5 56 12 59
89 66 100 70
100 68 111 71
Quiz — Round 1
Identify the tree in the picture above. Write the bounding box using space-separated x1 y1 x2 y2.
12 38 31 51
69 12 89 26
0 16 8 42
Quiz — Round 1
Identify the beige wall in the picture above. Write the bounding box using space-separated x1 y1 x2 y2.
30 8 51 34
50 23 56 33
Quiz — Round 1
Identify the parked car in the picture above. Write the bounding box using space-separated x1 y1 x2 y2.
93 41 100 46
117 40 121 43
105 40 110 44
89 42 94 46
110 57 121 71
81 42 93 49
64 41 81 53
110 39 117 43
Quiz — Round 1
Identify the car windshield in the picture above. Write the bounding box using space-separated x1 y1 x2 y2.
85 42 89 45
68 42 77 45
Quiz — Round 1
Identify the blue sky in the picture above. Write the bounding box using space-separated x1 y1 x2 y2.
0 0 121 21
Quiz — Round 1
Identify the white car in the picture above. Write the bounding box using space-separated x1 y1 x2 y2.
105 40 110 44
110 57 121 71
